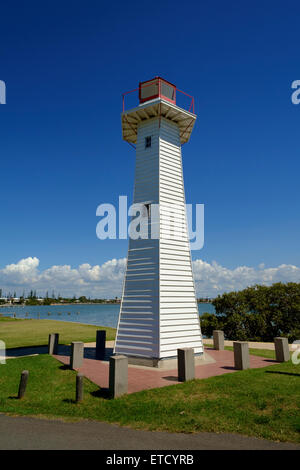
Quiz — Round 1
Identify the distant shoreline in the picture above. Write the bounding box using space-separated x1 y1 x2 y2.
0 300 213 309
0 302 120 308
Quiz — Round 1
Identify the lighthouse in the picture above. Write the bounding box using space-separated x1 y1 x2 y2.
114 77 203 366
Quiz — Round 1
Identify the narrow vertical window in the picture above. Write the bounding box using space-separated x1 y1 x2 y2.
145 136 151 148
145 203 151 217
142 203 151 218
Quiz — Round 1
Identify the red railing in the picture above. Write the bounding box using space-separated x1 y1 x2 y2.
122 78 195 114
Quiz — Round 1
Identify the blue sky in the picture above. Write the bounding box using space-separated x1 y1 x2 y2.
0 0 300 297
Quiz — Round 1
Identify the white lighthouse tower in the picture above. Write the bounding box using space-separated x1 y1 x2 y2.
114 77 203 366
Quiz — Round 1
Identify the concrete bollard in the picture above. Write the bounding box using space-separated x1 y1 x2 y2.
274 337 290 362
70 341 84 370
213 330 224 350
48 333 59 355
0 340 6 364
18 370 29 399
96 330 106 359
76 373 84 402
234 341 250 370
109 355 128 398
177 348 195 382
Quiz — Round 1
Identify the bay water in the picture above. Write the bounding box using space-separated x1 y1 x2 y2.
0 303 215 328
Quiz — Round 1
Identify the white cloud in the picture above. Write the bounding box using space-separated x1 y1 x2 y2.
1 257 40 284
0 257 127 298
0 256 299 298
192 259 300 297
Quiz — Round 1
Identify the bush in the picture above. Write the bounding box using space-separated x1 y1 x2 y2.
200 312 223 337
201 282 300 342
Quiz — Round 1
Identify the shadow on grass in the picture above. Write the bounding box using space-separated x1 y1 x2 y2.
59 364 70 371
90 388 111 399
259 359 278 363
5 346 48 357
265 370 300 377
62 398 77 404
5 344 72 358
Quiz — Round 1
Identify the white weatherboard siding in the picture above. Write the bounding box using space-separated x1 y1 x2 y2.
114 119 160 358
115 111 203 359
159 118 203 357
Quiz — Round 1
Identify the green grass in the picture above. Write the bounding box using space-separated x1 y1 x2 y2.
0 318 116 349
0 354 299 443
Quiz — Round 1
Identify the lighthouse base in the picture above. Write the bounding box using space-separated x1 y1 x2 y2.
125 352 209 370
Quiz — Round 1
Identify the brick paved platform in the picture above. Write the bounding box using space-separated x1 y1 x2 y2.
53 347 279 394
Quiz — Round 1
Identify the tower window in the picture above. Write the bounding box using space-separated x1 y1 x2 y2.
145 136 151 148
142 203 151 218
145 203 151 217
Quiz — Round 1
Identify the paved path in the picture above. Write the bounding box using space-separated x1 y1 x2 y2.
0 414 298 450
54 347 279 394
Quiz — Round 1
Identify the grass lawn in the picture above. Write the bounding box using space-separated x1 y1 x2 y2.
0 317 116 349
0 354 299 443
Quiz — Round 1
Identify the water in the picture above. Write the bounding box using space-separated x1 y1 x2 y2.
0 302 215 328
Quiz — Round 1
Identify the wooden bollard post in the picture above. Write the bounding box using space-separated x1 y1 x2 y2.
274 337 290 362
213 330 224 350
76 373 84 402
70 342 84 369
177 348 195 382
96 330 106 359
233 342 250 370
109 355 128 398
18 370 29 399
48 333 59 355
